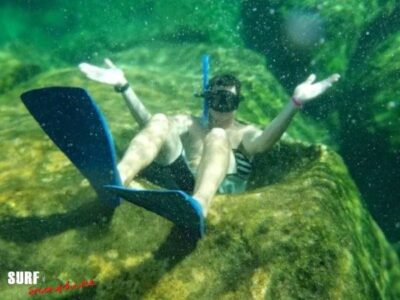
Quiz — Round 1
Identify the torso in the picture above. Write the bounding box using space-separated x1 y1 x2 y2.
172 114 259 173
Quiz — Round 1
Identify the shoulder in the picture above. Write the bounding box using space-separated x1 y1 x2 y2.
232 120 262 142
234 119 261 135
242 124 262 139
241 124 263 156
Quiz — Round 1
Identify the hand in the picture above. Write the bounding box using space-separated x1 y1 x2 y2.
78 58 128 86
292 73 340 104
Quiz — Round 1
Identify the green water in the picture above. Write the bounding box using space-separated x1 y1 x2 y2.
0 1 400 299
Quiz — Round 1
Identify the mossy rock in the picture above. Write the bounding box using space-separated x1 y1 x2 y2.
242 0 397 86
1 135 399 299
330 28 400 242
2 0 243 62
353 32 400 155
0 49 41 94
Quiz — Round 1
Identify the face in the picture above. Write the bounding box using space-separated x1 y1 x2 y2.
206 85 238 127
205 85 239 113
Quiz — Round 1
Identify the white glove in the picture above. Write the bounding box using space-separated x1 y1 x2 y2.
292 73 340 104
79 58 128 86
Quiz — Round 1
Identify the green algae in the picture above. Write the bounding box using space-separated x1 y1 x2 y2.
0 50 42 94
354 32 400 154
0 1 243 63
242 0 398 84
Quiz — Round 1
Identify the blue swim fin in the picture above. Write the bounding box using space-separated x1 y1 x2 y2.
21 87 122 207
104 185 205 238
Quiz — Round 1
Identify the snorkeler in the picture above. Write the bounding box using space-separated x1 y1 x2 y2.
78 58 340 217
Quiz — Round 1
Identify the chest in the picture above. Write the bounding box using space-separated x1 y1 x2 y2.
182 122 246 155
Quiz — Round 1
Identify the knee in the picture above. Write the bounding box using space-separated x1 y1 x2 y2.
205 128 229 145
149 113 170 132
151 113 169 124
208 127 228 139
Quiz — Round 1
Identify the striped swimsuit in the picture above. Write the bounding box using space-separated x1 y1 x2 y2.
217 148 253 194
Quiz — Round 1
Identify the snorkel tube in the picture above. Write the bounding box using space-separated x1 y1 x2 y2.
201 55 210 125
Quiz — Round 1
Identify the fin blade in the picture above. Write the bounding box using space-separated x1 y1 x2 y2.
21 87 121 206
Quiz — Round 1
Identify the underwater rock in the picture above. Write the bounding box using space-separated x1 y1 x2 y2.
333 27 400 242
124 142 400 300
2 136 400 298
8 0 243 62
0 44 399 298
353 32 400 155
0 49 41 95
242 0 397 90
241 0 400 245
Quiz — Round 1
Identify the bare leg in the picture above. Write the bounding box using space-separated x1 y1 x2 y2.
193 128 231 216
118 113 182 185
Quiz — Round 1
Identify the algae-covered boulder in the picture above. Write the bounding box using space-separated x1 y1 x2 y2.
1 124 399 298
333 28 400 242
2 0 243 62
241 1 400 244
57 0 243 62
0 44 399 299
353 32 400 155
0 48 41 94
242 0 398 89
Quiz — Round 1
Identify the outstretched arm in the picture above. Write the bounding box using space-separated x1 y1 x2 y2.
244 73 340 155
79 59 151 128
